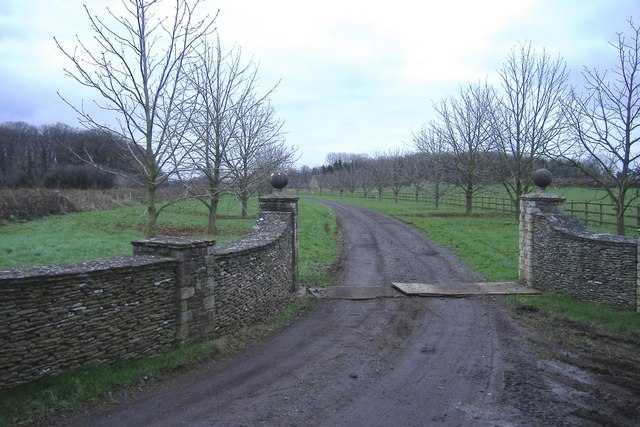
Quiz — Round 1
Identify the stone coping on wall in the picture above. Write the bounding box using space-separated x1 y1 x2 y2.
259 192 300 200
131 236 215 250
214 211 291 257
538 213 636 245
521 191 566 201
0 255 176 281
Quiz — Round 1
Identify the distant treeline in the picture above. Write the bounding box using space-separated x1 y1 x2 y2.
0 121 138 189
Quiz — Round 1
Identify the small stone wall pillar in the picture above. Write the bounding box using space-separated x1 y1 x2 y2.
259 172 299 291
132 237 215 343
519 169 565 287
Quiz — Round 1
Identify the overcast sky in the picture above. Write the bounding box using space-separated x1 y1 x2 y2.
0 0 636 167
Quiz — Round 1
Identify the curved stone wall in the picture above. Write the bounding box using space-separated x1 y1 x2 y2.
0 197 299 390
519 192 639 312
532 214 637 310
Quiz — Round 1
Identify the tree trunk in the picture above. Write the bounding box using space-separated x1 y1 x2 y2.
514 199 521 220
614 203 626 236
207 194 220 234
514 178 522 220
465 179 473 214
145 185 158 238
241 190 249 219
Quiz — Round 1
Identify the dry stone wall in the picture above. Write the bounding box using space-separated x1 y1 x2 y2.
0 256 178 389
212 211 295 336
0 194 299 391
531 214 637 310
519 191 639 312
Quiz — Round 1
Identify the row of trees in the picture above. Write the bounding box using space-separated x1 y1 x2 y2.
291 19 639 236
55 0 296 236
289 150 594 205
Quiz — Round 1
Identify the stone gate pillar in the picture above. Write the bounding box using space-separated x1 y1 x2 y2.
259 172 299 291
519 169 565 287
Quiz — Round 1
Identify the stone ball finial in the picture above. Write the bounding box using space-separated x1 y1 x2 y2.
532 168 553 191
270 171 288 190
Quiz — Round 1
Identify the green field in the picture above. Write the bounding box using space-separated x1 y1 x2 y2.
0 197 339 288
0 197 258 270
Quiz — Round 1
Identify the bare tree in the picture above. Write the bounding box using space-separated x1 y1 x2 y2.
287 165 313 190
186 37 258 233
412 123 451 208
335 165 359 195
356 164 373 198
492 42 570 217
386 148 409 203
325 152 367 195
434 82 493 214
226 98 295 218
561 19 640 235
368 152 392 200
55 0 215 237
403 152 427 202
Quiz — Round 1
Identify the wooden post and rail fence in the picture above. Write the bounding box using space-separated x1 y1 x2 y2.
292 187 640 234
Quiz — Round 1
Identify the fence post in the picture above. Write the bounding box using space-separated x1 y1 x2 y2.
599 203 603 226
584 202 589 226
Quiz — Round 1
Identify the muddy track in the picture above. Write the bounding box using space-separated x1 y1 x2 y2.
65 201 638 426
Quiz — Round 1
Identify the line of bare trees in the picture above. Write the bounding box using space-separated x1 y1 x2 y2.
54 0 296 237
290 19 639 236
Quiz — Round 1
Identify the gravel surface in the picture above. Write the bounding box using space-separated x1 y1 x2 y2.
62 201 639 427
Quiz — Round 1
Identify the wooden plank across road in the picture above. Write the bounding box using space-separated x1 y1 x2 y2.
307 282 540 300
392 281 541 297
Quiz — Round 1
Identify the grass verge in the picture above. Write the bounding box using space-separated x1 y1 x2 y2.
298 200 340 286
509 293 640 340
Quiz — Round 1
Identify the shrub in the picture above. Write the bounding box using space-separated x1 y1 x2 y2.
0 189 78 222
